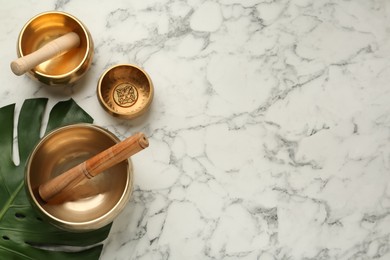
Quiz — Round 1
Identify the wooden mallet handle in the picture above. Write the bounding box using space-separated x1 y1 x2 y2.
10 32 80 76
38 132 149 202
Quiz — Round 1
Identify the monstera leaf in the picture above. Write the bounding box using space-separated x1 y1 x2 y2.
0 98 112 259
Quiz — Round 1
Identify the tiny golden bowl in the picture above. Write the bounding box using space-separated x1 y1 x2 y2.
25 124 133 232
97 64 154 119
17 11 93 86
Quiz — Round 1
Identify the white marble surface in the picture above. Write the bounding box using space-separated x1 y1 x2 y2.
1 0 390 259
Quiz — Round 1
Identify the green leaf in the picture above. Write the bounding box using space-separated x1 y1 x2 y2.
0 98 112 259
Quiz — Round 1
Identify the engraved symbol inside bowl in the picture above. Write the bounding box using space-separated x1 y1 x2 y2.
113 83 138 107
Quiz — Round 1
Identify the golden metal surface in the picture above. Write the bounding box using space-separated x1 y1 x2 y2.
17 11 93 85
25 124 133 232
97 64 154 119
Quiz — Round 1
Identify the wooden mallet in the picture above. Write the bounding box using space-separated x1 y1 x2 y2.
10 32 80 76
38 132 149 203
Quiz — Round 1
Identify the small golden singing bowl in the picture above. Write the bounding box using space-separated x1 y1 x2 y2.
17 11 93 86
97 64 154 119
25 124 133 232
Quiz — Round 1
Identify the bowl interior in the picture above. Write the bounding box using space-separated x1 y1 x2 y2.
19 12 90 76
98 65 153 118
26 125 131 228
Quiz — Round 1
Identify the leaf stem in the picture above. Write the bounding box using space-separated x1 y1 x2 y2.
0 181 24 222
0 245 35 260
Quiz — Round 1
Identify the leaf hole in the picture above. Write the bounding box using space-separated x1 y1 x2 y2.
15 212 26 219
2 235 10 240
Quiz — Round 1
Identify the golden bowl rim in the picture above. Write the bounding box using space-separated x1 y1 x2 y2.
17 11 93 80
97 63 154 119
25 123 133 231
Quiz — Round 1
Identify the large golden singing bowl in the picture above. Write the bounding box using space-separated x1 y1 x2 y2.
17 11 93 86
97 64 154 119
25 124 133 232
